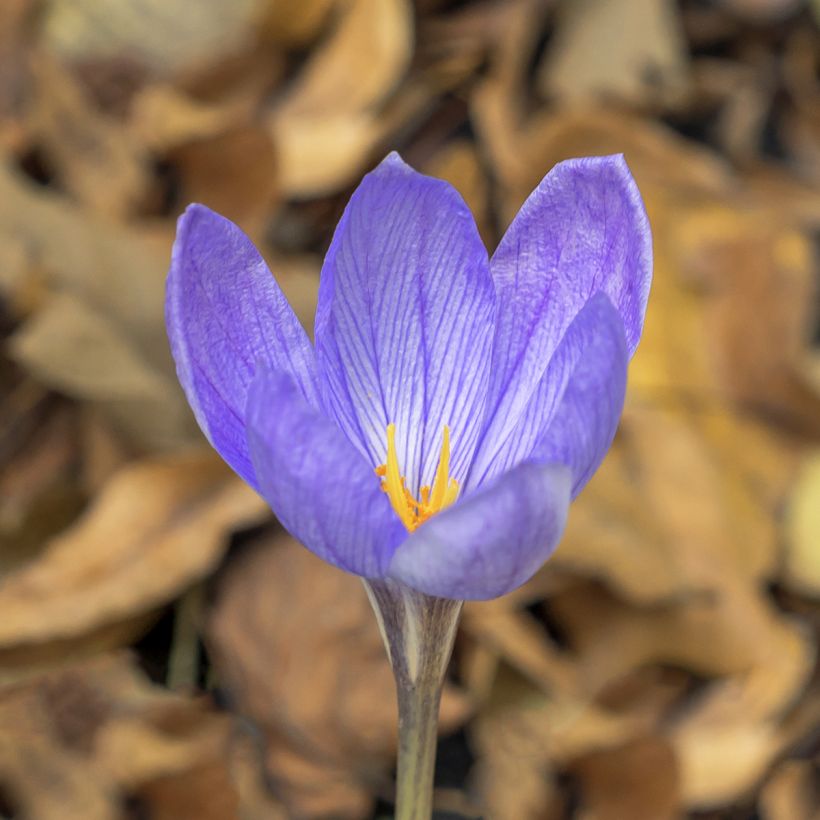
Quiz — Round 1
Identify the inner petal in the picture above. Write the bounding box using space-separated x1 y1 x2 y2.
376 423 459 531
313 153 495 496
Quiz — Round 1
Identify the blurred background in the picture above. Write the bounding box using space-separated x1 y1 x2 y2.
1 0 819 818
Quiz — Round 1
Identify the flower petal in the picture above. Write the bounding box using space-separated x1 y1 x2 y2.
166 204 319 489
314 152 495 494
246 367 405 578
531 298 628 498
469 293 627 490
476 155 651 468
387 462 571 600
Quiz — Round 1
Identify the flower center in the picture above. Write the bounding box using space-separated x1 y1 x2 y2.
375 423 459 531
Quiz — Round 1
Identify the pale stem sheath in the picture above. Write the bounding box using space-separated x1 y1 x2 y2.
364 580 463 820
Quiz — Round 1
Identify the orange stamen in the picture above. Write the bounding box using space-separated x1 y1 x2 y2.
375 423 459 531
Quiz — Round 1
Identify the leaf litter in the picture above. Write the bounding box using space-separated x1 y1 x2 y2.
1 1 819 818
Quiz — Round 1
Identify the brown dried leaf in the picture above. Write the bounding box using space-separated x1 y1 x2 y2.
0 653 239 820
25 55 148 217
129 84 244 151
557 403 795 604
257 0 340 47
0 450 268 675
550 581 813 722
276 0 412 118
169 124 278 234
759 759 820 820
270 0 414 196
208 533 471 818
41 0 261 79
0 163 190 448
784 451 820 597
540 0 690 106
571 736 681 820
547 581 814 808
471 668 644 820
9 292 191 450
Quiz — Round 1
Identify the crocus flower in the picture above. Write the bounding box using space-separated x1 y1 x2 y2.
166 152 651 601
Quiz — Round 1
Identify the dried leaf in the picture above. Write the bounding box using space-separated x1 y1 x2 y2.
571 737 681 820
0 653 239 820
759 759 820 820
129 84 244 151
257 0 340 47
9 292 191 450
0 450 268 676
269 0 414 196
25 55 148 216
42 0 261 78
784 451 820 597
169 124 278 234
557 403 795 604
208 533 470 818
540 0 690 105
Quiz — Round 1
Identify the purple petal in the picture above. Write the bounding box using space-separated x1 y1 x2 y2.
476 155 651 470
531 297 628 498
246 367 405 577
469 293 627 490
387 462 571 600
166 204 319 489
314 152 495 495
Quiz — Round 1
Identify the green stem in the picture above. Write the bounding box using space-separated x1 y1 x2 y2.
364 580 462 820
394 667 443 820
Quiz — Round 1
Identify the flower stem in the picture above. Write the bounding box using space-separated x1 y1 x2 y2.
394 656 444 819
364 581 462 820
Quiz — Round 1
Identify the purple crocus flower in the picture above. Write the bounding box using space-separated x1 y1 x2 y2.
166 152 651 601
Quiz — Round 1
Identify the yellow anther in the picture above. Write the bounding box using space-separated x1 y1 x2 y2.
375 423 459 531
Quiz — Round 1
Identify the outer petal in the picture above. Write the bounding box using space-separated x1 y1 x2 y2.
166 204 319 490
387 462 571 600
476 155 651 466
469 293 627 489
314 152 495 495
532 299 628 498
246 367 405 578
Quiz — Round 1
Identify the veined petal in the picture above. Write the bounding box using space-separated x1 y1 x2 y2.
387 462 571 600
469 293 627 489
477 155 651 465
246 367 405 578
532 298 628 498
314 152 495 495
166 204 319 489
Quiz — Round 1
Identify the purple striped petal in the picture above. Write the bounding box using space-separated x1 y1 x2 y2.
387 462 571 600
246 367 405 577
476 155 651 472
166 205 319 489
531 299 628 498
314 152 495 495
469 293 627 489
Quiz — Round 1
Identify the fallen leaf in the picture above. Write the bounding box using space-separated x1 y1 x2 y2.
257 0 340 47
557 402 795 604
0 653 241 820
759 759 819 820
208 532 471 818
269 0 414 196
25 54 148 217
129 84 244 151
169 124 278 234
784 450 820 597
540 0 690 106
0 450 268 678
41 0 261 79
9 292 191 450
571 736 681 820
